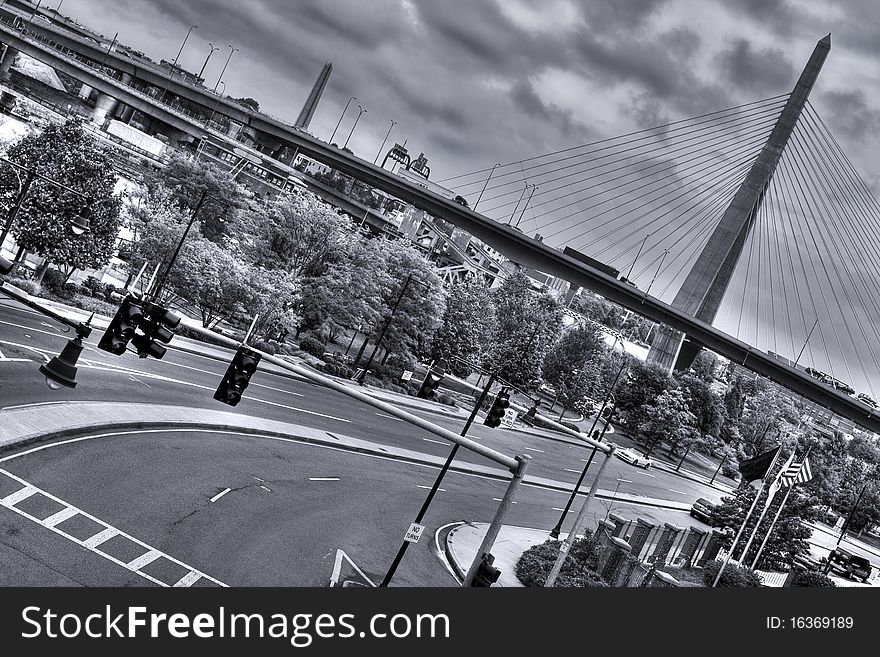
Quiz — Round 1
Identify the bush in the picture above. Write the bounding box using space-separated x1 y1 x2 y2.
701 560 762 587
81 275 104 297
251 339 276 356
434 392 458 407
298 334 325 357
791 570 836 587
69 295 118 317
2 276 42 296
515 536 607 588
41 268 67 294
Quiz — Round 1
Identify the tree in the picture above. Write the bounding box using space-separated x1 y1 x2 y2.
483 271 563 390
542 323 606 419
430 277 495 377
0 118 122 282
232 97 260 111
636 388 697 457
614 359 671 430
238 192 353 278
145 153 248 242
709 481 815 570
676 373 724 443
690 350 719 383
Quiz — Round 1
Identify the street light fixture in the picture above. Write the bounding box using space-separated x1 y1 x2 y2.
41 320 91 389
474 163 500 211
374 119 398 164
213 45 239 91
507 183 532 225
198 42 220 82
343 105 366 150
329 96 356 144
169 25 198 79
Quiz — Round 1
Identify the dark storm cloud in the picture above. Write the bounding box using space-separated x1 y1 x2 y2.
821 90 880 143
719 0 807 36
508 78 589 140
574 0 671 31
715 39 796 97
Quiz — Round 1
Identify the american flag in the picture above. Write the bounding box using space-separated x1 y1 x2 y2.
780 457 813 488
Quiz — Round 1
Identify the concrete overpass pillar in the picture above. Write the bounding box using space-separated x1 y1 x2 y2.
78 83 94 100
0 45 19 81
92 93 119 125
115 103 134 123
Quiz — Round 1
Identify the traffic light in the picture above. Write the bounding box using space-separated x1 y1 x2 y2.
214 345 262 406
471 552 501 587
483 388 510 427
417 359 446 399
97 295 145 355
130 301 180 359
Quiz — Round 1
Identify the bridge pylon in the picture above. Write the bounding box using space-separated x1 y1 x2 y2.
647 35 831 373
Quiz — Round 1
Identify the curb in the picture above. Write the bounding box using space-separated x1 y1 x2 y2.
443 523 468 582
0 409 692 512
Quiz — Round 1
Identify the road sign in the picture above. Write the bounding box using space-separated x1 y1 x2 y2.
401 370 413 381
501 408 518 428
404 522 425 543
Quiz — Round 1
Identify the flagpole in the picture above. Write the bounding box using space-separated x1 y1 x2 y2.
750 446 811 570
712 448 781 587
750 486 794 569
739 488 779 565
740 450 795 564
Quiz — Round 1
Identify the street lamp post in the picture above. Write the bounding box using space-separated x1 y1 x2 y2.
515 184 538 228
709 454 726 485
473 163 500 211
548 359 627 540
198 43 220 81
169 25 198 79
213 45 238 91
507 183 531 225
836 480 870 548
343 105 367 150
205 80 226 127
329 96 356 144
373 119 398 164
151 189 208 299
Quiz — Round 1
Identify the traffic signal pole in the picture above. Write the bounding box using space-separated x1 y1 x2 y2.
381 374 495 587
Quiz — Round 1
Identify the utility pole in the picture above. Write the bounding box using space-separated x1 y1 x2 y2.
381 375 496 586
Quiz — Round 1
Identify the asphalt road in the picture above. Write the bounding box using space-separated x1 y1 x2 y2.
0 300 724 507
0 428 701 587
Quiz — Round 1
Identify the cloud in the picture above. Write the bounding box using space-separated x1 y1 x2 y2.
715 38 796 97
821 89 880 143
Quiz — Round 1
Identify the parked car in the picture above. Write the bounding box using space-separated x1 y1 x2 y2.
827 548 872 583
615 448 652 469
689 498 717 523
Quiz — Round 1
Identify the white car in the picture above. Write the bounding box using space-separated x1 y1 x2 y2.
615 448 653 469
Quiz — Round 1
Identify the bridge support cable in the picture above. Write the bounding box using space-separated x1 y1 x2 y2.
559 136 769 249
483 113 782 226
438 94 790 188
783 121 880 397
555 142 766 252
782 131 875 391
614 163 752 283
801 106 880 334
476 109 784 216
653 177 748 299
776 153 845 382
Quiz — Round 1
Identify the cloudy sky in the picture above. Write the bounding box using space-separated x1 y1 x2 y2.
49 0 880 394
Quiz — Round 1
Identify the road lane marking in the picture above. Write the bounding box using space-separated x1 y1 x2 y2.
309 477 340 481
523 447 545 453
492 498 516 503
329 549 376 588
2 401 84 411
668 489 688 495
552 507 574 513
564 468 581 474
127 550 162 571
173 570 203 587
639 472 656 478
209 488 231 503
422 438 448 445
616 479 632 483
259 485 272 492
417 485 445 492
0 467 227 587
1 485 37 506
128 375 151 388
42 506 79 527
376 413 405 421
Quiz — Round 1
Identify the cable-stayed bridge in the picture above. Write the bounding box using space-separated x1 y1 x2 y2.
3 20 878 433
